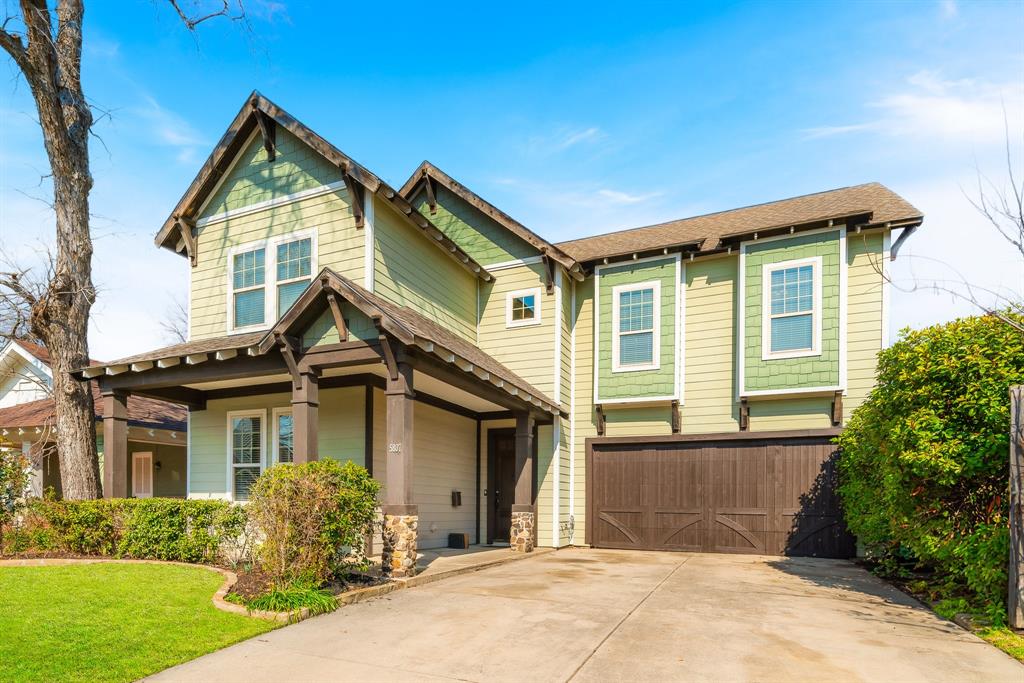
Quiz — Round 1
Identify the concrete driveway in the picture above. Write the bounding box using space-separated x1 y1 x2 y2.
151 549 1023 682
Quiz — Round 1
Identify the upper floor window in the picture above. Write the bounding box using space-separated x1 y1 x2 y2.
232 248 266 329
227 231 317 334
763 257 820 358
229 411 264 501
612 281 660 372
506 288 542 328
276 238 312 314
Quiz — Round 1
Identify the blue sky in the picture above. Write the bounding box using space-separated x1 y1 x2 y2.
1 0 1022 359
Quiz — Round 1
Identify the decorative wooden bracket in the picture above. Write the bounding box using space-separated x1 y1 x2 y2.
175 216 197 268
596 404 606 436
325 291 348 342
422 169 437 215
831 391 844 427
739 398 750 431
253 107 277 162
671 400 680 434
275 333 301 388
542 254 556 295
377 331 399 382
342 168 366 229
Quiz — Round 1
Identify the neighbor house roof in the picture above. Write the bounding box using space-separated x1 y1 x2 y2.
13 340 51 365
155 91 492 282
399 161 584 279
556 182 923 263
0 383 187 433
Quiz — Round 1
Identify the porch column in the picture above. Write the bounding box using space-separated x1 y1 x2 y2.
382 360 418 577
511 412 536 552
291 369 319 464
101 390 129 499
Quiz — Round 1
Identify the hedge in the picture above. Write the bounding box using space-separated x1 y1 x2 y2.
6 498 247 564
837 313 1024 617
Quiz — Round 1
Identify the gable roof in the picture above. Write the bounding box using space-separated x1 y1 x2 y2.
556 182 923 263
0 383 187 433
13 340 50 365
261 268 560 415
399 161 583 279
154 91 492 282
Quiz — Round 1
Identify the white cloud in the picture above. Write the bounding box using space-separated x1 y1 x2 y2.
939 0 958 20
525 125 607 155
801 70 1023 145
596 188 662 205
556 126 604 150
134 95 206 157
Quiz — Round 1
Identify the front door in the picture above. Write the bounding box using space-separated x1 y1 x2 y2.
132 451 153 499
487 430 516 543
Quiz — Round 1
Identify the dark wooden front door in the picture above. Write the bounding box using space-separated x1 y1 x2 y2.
588 435 854 558
488 429 516 543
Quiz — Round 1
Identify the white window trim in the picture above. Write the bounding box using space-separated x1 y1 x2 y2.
225 229 318 334
761 256 822 361
505 287 542 328
271 407 293 465
225 409 266 501
611 280 661 373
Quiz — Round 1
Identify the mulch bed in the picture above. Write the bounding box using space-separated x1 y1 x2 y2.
227 567 389 602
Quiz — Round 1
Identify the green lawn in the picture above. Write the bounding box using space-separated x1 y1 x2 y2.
0 563 276 682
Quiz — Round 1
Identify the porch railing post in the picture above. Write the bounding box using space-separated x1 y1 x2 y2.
101 390 129 499
511 412 536 552
382 359 418 577
292 369 320 464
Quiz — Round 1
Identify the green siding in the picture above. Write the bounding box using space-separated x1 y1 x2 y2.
301 303 379 349
596 257 678 401
201 129 343 218
373 196 477 342
743 230 841 392
411 185 538 265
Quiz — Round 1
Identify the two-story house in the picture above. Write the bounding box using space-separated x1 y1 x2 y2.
76 92 922 574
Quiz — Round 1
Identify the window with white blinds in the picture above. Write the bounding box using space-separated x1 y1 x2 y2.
227 231 316 333
273 408 294 464
612 281 661 372
762 257 821 359
229 412 264 500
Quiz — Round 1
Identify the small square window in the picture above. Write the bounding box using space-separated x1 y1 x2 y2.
506 289 542 328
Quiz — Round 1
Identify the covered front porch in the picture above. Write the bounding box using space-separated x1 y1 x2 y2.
77 269 559 576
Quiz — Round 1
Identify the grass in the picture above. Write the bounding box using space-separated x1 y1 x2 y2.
0 563 276 682
245 582 338 618
977 626 1024 662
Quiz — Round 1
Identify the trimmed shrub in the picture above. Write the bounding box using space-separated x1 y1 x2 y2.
837 313 1024 616
9 497 248 564
248 459 379 586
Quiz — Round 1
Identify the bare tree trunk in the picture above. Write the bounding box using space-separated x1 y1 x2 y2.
1010 386 1024 629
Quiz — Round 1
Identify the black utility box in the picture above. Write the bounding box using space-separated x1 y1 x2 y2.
448 532 470 549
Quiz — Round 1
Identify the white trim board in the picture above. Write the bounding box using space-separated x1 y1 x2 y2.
593 253 682 405
196 180 346 228
505 287 543 328
363 192 376 292
485 255 544 272
760 256 823 361
611 280 662 373
225 409 267 502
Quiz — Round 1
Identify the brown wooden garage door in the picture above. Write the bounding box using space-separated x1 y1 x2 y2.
587 434 854 558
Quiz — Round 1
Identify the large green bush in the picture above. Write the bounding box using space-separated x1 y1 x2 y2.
5 497 247 564
0 450 30 549
248 459 379 586
837 314 1024 615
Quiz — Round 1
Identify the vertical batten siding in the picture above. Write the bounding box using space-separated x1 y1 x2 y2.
680 256 740 432
477 262 557 397
372 196 477 343
187 387 366 498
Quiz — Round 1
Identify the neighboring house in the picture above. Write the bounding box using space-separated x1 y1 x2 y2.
0 340 187 498
74 92 922 573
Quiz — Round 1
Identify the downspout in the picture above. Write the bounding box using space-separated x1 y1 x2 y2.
890 224 918 261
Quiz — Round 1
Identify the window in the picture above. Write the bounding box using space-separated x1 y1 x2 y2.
226 231 317 333
505 288 542 328
612 281 660 372
273 408 294 464
228 411 264 500
276 238 312 315
232 248 265 329
763 257 821 358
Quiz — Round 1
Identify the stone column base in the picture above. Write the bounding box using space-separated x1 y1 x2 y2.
382 508 418 578
510 510 535 553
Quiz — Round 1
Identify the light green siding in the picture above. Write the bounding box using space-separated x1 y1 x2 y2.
372 196 477 343
596 257 679 401
743 230 841 393
300 302 379 349
128 443 187 498
187 388 366 498
201 129 343 217
411 185 538 265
